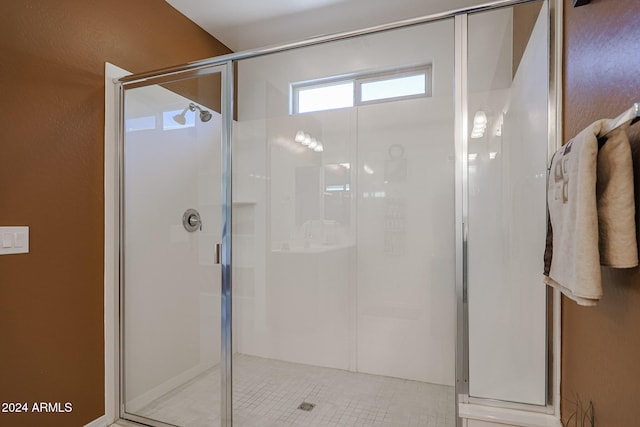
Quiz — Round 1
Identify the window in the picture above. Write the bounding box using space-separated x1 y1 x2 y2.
360 73 426 103
297 81 354 114
292 65 431 114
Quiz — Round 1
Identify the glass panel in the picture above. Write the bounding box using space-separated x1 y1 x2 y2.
360 73 426 102
122 71 223 426
233 19 456 427
467 0 548 405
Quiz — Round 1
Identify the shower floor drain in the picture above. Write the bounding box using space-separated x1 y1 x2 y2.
297 402 315 412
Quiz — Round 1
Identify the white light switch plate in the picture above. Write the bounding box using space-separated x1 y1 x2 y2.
0 226 29 255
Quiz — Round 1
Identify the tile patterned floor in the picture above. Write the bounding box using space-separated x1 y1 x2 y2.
137 354 455 427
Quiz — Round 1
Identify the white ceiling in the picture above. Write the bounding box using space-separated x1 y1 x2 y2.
166 0 487 52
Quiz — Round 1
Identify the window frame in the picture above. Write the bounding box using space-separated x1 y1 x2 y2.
291 64 432 114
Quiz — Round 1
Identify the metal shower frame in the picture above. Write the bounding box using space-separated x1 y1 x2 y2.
113 0 561 425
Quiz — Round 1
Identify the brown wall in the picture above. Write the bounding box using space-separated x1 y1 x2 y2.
0 2 230 426
562 0 640 425
512 1 543 79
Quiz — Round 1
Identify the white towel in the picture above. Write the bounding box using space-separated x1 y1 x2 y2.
596 125 638 267
543 119 637 306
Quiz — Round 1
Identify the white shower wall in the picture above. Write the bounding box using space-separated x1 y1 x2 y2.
233 19 457 386
123 85 222 409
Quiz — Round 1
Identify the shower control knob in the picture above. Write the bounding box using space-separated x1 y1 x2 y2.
189 215 199 227
183 209 202 232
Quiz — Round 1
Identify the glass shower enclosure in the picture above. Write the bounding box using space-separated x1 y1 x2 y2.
116 1 551 426
120 66 229 427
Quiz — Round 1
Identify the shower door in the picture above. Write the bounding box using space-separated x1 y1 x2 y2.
120 66 229 427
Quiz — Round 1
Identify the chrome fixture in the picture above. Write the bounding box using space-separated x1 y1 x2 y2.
173 103 213 124
190 103 213 122
182 208 202 232
598 102 640 140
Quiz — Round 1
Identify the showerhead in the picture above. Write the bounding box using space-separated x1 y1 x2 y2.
172 103 213 125
172 106 189 125
200 110 212 122
189 103 212 122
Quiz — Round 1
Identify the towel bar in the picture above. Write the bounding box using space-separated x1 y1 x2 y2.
598 102 640 139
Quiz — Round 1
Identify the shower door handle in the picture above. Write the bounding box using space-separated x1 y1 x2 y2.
214 243 221 264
